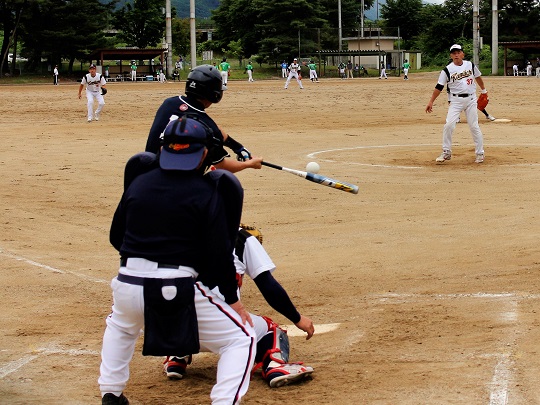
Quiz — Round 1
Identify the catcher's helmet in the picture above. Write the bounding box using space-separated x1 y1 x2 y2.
185 65 225 104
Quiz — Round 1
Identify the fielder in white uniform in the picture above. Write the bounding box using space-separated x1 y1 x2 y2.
164 225 315 388
78 64 106 122
284 58 303 89
425 44 487 164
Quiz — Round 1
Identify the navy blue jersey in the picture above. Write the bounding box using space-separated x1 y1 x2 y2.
145 95 228 166
110 166 243 304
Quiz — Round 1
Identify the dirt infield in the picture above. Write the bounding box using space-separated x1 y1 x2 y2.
1 72 540 405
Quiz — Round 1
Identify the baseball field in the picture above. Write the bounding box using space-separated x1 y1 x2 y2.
1 72 539 404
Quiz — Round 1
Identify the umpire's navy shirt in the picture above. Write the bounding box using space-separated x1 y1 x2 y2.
110 167 242 304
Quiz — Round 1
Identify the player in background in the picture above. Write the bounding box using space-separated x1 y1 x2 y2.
308 60 319 82
219 57 230 86
281 60 289 78
164 225 315 388
78 64 106 122
53 65 59 85
245 61 254 82
284 58 303 89
379 61 388 79
402 59 410 80
145 64 262 174
130 61 137 81
426 44 487 163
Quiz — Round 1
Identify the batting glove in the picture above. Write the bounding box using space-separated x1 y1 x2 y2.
235 147 252 161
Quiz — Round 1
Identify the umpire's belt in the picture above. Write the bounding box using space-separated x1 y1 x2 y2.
120 257 181 269
451 93 473 97
117 273 185 286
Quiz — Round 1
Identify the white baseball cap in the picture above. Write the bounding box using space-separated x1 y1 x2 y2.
450 44 462 52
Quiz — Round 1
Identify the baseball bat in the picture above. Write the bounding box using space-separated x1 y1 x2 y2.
262 161 359 194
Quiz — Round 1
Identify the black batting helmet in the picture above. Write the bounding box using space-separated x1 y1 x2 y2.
185 64 225 104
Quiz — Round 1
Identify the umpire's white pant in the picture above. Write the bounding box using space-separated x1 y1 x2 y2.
98 258 256 405
86 90 104 120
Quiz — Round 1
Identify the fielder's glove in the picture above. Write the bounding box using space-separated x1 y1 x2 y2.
101 87 107 96
234 147 252 161
240 223 263 244
477 92 489 110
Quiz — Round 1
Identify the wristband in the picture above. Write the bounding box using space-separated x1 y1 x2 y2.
481 89 488 94
223 136 243 152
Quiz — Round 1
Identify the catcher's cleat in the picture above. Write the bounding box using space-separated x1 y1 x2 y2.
102 393 129 405
435 152 452 163
163 356 189 380
264 363 314 388
475 153 484 163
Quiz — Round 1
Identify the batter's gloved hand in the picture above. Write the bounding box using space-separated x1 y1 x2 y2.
477 92 488 110
101 87 107 96
234 147 252 161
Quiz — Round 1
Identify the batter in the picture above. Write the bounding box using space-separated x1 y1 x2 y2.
425 44 487 164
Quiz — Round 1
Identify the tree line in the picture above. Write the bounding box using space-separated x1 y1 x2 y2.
1 0 538 77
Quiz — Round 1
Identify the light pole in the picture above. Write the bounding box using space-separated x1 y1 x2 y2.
165 0 172 76
491 0 498 75
190 0 196 68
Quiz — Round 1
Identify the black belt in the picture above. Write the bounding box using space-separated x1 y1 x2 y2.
117 273 183 286
452 93 472 98
120 257 181 270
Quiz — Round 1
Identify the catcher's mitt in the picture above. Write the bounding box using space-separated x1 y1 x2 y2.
240 223 263 244
477 92 488 110
101 87 107 96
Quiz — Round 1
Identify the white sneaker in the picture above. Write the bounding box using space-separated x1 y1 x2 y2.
87 118 92 122
435 152 451 163
475 153 484 163
94 112 100 121
487 115 496 121
264 363 314 388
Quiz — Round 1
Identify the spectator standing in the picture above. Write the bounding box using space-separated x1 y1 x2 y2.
379 62 388 79
338 62 346 79
346 60 353 79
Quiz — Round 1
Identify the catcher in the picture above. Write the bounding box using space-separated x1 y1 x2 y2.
425 44 487 164
164 224 315 388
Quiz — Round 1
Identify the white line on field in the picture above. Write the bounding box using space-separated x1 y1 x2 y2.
0 344 99 378
0 247 107 284
307 143 540 168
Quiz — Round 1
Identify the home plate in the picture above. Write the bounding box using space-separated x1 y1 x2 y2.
284 323 340 337
493 118 512 122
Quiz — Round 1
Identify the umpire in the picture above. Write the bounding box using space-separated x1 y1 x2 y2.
145 64 262 173
99 116 256 405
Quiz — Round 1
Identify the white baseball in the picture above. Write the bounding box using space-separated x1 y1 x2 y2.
306 161 320 173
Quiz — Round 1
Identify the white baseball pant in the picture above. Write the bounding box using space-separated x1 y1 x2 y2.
443 94 484 155
98 258 256 405
86 90 104 120
284 71 303 89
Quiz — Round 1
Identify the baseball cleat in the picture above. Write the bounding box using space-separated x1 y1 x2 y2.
487 115 496 121
475 153 485 163
163 356 188 380
94 112 100 121
102 393 129 405
435 152 452 163
265 363 314 388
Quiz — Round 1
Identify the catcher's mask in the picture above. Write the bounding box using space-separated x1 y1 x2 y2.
240 224 263 244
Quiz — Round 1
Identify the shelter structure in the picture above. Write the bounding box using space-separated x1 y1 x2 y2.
87 48 167 80
499 41 540 76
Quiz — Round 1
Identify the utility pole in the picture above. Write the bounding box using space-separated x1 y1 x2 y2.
472 0 479 66
165 0 172 77
190 0 196 68
491 0 498 75
338 0 342 52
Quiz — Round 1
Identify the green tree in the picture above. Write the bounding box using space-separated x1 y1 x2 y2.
380 0 423 40
113 0 165 48
171 17 190 57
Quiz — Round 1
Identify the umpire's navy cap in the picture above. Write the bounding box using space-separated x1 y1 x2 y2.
449 44 462 52
159 117 208 171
